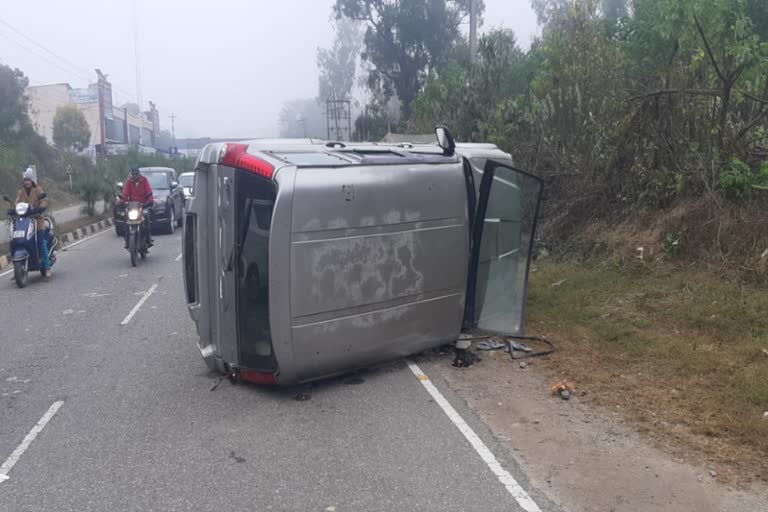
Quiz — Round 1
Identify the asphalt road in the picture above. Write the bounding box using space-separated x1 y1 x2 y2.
0 225 557 512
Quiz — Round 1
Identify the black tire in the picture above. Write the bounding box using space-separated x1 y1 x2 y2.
14 260 28 288
129 232 137 267
165 208 175 234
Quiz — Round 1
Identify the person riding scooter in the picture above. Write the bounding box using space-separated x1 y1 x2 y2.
13 167 52 279
121 166 154 249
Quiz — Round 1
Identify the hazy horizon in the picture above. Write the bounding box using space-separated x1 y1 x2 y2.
0 0 539 139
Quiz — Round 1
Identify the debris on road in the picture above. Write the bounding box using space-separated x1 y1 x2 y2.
210 377 224 392
453 349 480 368
550 278 567 288
762 411 768 420
476 339 506 350
551 380 575 401
709 470 718 478
507 339 533 353
519 361 528 369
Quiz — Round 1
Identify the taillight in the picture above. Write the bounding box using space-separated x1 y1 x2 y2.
239 369 277 385
220 143 273 179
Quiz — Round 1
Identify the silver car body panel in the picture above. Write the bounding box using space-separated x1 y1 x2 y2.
184 139 540 384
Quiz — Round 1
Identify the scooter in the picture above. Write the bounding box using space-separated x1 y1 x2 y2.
124 201 150 267
3 194 58 288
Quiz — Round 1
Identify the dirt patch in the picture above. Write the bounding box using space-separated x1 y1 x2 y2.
425 350 768 512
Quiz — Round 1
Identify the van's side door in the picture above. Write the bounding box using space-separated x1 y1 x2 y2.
464 159 543 335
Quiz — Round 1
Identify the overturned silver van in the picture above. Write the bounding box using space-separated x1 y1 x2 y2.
183 130 542 385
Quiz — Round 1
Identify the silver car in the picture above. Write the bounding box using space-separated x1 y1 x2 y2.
182 130 543 385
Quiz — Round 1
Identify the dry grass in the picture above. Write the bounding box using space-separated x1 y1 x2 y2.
526 261 768 484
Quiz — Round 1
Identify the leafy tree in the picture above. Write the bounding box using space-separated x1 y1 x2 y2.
333 0 484 115
317 17 364 102
53 105 91 152
0 64 30 137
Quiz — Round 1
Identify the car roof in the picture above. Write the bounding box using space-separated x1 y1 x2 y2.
140 167 175 173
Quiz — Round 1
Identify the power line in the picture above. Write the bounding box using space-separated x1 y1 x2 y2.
0 16 94 81
0 15 137 104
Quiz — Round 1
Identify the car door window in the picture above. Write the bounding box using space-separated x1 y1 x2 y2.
465 160 543 335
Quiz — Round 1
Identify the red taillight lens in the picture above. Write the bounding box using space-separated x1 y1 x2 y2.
239 369 277 385
220 143 274 179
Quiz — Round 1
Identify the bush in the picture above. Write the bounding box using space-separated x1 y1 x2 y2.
719 159 753 201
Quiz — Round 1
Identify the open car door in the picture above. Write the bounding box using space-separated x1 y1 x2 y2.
464 159 543 335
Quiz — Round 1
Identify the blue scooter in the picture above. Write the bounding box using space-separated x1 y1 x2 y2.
3 193 58 288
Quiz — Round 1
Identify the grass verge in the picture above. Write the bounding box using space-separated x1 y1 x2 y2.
527 261 768 483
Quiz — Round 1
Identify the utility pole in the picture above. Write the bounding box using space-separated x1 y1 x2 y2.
469 0 478 63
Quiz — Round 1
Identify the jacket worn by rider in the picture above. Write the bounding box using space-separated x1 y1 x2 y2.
122 175 154 205
15 185 48 231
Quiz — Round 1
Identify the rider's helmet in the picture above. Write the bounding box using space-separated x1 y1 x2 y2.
130 165 141 178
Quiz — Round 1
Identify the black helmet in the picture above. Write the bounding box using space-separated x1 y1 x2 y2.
130 165 141 176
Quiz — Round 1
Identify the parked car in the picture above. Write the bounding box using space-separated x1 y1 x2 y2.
113 167 185 236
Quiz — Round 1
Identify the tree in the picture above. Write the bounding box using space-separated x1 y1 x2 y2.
0 64 30 137
333 0 484 115
317 17 364 103
53 105 91 152
601 0 627 19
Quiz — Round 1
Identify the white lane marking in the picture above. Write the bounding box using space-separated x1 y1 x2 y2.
0 229 111 278
0 400 64 484
175 252 182 261
120 283 159 325
407 362 542 512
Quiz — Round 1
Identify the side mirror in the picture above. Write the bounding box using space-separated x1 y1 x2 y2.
116 181 124 189
38 193 47 200
171 181 179 189
435 126 456 156
2 195 11 205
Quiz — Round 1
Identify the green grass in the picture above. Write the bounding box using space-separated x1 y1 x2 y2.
527 261 768 479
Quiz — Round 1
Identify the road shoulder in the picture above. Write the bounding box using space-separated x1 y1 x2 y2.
424 349 768 512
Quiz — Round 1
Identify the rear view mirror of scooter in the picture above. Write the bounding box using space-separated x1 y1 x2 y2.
3 195 11 204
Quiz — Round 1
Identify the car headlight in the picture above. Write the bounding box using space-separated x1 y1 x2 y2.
127 209 140 221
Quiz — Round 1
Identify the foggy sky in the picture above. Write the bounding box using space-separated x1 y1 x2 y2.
0 0 539 139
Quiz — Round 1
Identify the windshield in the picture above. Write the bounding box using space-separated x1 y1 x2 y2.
142 171 169 190
179 174 194 187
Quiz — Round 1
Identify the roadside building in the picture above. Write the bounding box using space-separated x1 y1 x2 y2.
28 69 160 158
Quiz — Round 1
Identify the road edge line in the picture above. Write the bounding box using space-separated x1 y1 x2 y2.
407 361 542 512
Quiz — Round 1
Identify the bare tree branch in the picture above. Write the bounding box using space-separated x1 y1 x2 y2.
626 89 721 102
693 14 726 84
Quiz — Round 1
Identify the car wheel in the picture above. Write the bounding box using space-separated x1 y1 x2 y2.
166 208 175 234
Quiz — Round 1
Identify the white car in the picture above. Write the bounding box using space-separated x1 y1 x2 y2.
178 172 195 199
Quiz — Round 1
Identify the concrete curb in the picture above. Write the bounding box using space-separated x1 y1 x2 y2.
0 216 111 271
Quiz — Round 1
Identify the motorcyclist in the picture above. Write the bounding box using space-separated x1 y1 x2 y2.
121 165 154 248
12 167 51 278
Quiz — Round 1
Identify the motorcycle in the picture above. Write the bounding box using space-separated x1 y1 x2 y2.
125 201 150 267
3 194 58 288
